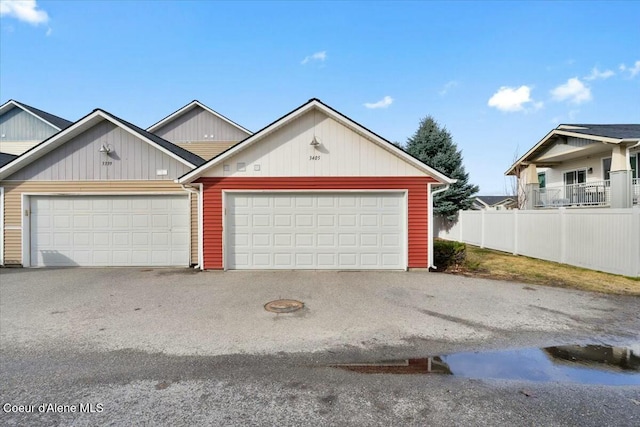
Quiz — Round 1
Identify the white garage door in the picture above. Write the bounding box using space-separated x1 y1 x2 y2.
226 192 406 270
30 195 189 267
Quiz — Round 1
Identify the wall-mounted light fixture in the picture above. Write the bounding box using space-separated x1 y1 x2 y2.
310 136 320 147
99 144 112 154
588 167 593 174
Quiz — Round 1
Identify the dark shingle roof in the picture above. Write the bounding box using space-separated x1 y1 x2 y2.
475 195 515 206
560 124 640 139
98 110 206 167
0 152 18 168
12 100 73 130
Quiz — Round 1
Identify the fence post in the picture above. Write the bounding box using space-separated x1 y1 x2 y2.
559 207 567 264
480 210 485 248
634 206 640 277
513 209 519 255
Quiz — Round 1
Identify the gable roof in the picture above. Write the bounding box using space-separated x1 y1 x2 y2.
0 152 18 168
147 100 252 136
0 99 73 131
558 124 640 139
178 98 455 185
0 109 205 180
506 123 640 176
475 195 516 206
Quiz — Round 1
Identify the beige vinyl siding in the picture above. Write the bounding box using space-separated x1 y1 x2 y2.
1 181 198 266
0 141 42 156
176 141 239 160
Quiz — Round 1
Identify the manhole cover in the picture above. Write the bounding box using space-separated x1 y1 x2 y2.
264 299 304 313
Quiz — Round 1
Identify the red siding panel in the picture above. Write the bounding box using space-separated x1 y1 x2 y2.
197 177 437 269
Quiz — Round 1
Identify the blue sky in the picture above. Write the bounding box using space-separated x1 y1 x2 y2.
1 0 639 194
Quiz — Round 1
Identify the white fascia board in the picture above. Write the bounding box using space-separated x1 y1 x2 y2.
0 110 196 179
0 111 102 180
147 100 252 136
504 129 624 176
98 112 196 169
0 100 62 131
179 100 455 184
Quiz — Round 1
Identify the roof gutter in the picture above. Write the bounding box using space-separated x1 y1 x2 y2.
428 182 453 270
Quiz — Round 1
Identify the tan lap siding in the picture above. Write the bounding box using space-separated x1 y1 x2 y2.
1 181 198 266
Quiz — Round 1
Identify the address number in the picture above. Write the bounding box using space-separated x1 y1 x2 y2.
309 156 320 160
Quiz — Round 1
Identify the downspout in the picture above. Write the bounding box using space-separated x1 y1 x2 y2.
180 183 202 270
428 182 451 270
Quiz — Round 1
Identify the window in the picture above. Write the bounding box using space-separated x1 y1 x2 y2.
603 158 611 180
564 170 586 186
537 172 546 189
604 154 638 179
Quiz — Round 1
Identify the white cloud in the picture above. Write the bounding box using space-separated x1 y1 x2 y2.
550 78 592 104
629 60 640 77
439 80 459 96
301 51 327 65
618 61 640 78
364 96 393 109
487 85 539 112
0 0 49 25
584 67 615 81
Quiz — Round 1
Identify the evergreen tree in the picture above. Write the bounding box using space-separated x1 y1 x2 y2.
405 116 478 220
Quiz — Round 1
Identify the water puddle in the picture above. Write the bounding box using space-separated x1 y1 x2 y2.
332 344 640 385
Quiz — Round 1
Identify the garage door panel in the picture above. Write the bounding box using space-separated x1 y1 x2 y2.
113 232 129 246
274 214 292 227
361 253 379 266
295 197 314 208
317 215 335 227
252 234 270 246
73 215 91 228
94 232 110 245
73 233 91 246
252 214 270 227
295 234 314 247
295 253 314 266
30 195 189 267
317 253 336 266
226 192 405 270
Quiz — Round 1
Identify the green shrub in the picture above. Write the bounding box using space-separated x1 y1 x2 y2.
433 240 466 271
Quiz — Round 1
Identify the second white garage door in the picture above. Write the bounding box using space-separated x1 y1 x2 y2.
225 192 406 270
29 194 189 267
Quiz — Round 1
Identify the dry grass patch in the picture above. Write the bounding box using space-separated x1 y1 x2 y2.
452 245 640 296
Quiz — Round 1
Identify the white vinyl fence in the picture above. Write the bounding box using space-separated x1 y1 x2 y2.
436 207 640 277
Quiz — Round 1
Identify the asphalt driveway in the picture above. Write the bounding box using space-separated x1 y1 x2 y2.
1 268 638 357
1 268 639 426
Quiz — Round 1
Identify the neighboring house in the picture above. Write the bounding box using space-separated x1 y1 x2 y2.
471 195 517 210
147 100 252 160
178 98 455 270
0 109 205 267
506 124 640 209
0 100 73 155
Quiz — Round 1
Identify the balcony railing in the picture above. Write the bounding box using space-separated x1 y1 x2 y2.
534 180 611 208
634 178 639 205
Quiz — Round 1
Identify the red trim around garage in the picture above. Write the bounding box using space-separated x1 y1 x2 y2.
196 177 437 269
